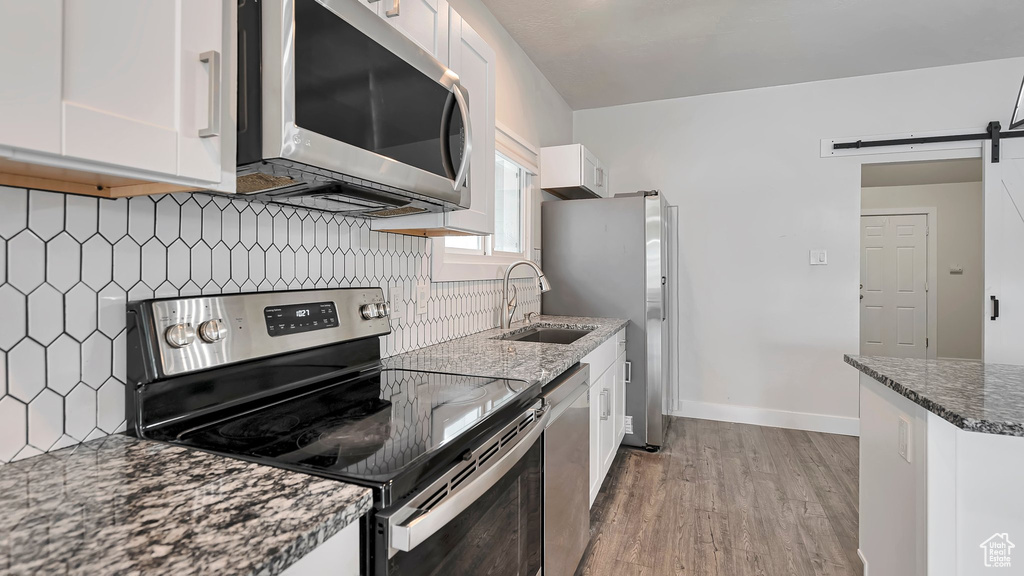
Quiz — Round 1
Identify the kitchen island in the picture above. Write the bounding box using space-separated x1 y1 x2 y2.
0 434 371 576
845 355 1024 576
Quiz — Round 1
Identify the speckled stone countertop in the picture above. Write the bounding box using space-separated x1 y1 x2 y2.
845 355 1024 437
384 315 629 387
0 434 372 576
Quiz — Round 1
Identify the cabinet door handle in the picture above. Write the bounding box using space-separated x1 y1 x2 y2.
991 295 1000 320
600 390 609 420
199 51 221 138
623 361 631 384
386 0 400 17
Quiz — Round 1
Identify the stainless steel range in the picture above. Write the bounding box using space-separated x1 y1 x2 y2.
125 288 545 576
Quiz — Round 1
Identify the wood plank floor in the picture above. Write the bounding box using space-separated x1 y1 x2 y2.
575 417 861 576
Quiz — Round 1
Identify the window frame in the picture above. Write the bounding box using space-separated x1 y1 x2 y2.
431 122 541 283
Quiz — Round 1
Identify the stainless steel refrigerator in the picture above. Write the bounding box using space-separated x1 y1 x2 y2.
541 191 676 451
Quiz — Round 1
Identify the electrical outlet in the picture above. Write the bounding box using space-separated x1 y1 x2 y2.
898 416 911 462
624 416 633 435
389 285 403 320
416 282 429 315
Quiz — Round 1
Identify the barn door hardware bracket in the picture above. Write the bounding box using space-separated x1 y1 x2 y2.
832 120 1024 163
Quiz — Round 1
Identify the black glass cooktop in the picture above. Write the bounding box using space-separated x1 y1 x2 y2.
171 369 532 484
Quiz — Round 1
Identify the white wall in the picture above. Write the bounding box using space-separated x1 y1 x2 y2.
863 181 984 360
447 0 572 148
573 58 1024 434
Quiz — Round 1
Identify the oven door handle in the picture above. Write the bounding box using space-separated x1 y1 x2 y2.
387 406 547 553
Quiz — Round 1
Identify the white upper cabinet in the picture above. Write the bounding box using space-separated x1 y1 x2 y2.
541 143 609 199
0 0 235 197
378 0 450 65
372 6 495 236
0 0 62 155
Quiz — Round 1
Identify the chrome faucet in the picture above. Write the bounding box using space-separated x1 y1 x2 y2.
502 260 552 329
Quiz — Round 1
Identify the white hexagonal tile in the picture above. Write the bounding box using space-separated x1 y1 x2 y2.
81 236 113 291
64 194 98 242
155 196 180 245
203 204 222 244
222 205 240 247
141 238 167 289
127 196 155 243
98 198 128 242
248 250 265 281
65 283 98 342
190 242 212 286
65 383 97 441
0 396 27 462
154 281 178 298
0 186 28 240
28 388 63 450
211 243 231 286
288 214 303 248
281 250 296 283
113 238 141 290
265 248 281 283
321 251 334 282
167 240 191 288
273 212 289 249
28 189 65 241
45 233 80 292
112 331 126 382
46 335 81 395
27 284 63 346
308 250 321 281
180 281 202 297
302 217 316 248
127 283 154 303
343 251 356 283
96 377 124 433
256 210 274 249
0 285 27 351
295 248 309 280
8 339 45 402
81 332 112 389
8 230 45 293
97 283 126 338
230 245 249 283
180 198 203 246
239 206 257 249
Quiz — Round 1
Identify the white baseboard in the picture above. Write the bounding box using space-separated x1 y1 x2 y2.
858 548 868 575
667 400 860 437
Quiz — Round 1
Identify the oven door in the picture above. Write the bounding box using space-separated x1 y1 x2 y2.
374 403 546 576
257 0 471 209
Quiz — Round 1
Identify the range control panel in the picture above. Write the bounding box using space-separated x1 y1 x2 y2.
133 288 391 377
264 301 339 337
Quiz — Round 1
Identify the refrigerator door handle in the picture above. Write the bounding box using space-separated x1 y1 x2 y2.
661 276 667 321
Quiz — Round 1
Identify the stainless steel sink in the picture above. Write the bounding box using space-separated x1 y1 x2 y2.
494 326 593 345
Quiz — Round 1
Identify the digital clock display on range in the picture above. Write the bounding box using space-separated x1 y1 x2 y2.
264 302 339 337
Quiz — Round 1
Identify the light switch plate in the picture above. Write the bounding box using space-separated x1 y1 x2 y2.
624 416 633 435
809 249 828 265
898 416 911 462
416 282 428 315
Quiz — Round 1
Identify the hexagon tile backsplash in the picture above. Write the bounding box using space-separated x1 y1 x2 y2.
0 186 540 463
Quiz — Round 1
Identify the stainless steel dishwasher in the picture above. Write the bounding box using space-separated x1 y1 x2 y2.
541 363 591 576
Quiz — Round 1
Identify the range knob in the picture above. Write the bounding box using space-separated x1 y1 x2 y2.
360 303 381 320
376 302 391 317
198 319 228 343
165 323 196 348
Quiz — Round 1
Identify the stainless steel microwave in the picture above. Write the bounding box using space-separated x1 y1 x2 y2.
236 0 472 217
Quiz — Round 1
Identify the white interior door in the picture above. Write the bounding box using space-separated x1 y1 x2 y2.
861 214 928 358
984 139 1024 364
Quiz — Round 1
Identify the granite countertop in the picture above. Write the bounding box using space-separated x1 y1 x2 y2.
0 434 372 576
384 315 629 387
845 355 1024 437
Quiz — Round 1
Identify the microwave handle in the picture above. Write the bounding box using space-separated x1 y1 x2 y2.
451 83 472 192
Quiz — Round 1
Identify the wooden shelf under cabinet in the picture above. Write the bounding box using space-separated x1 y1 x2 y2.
0 157 200 199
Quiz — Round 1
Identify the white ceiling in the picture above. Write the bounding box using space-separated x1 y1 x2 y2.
481 0 1024 110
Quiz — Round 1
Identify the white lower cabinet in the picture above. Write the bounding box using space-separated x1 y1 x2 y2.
583 329 626 507
279 521 360 576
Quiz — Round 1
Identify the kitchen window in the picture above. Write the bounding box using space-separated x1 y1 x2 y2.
444 152 528 256
432 124 541 283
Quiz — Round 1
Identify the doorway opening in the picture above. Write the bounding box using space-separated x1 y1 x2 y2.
860 158 984 360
